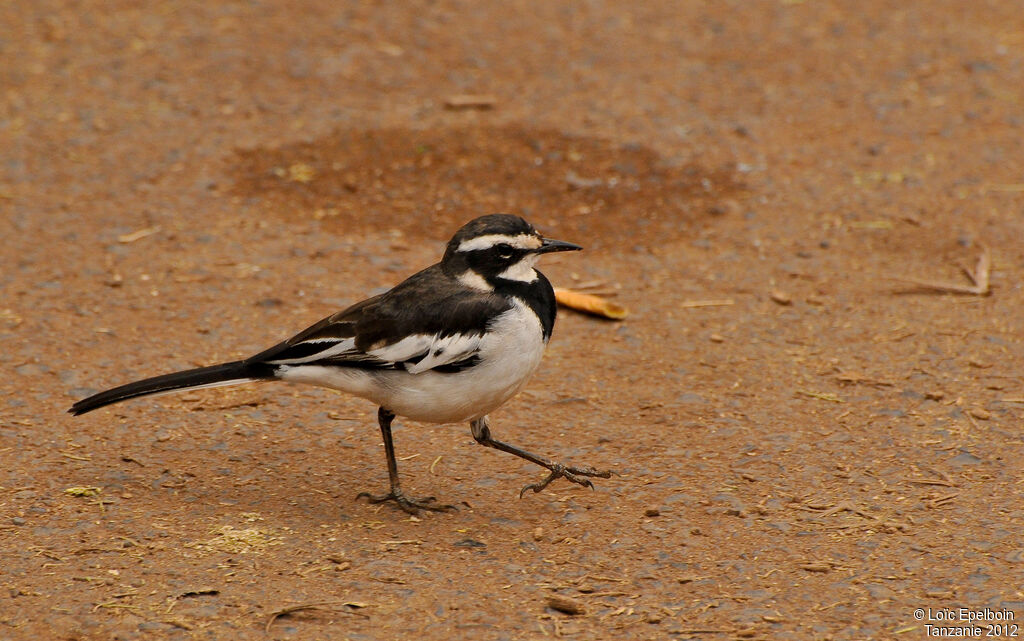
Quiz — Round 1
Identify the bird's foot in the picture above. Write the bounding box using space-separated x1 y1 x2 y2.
356 489 457 515
519 462 613 498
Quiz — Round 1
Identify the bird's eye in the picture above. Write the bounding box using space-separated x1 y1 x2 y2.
495 243 514 258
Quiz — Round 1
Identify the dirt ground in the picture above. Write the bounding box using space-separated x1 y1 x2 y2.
2 1 1024 639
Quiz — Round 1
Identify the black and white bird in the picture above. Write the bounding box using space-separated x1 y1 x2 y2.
69 214 611 513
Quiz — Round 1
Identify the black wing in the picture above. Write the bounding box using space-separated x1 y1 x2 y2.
247 265 510 373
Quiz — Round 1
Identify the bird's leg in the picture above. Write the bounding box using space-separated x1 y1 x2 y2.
357 407 456 514
470 417 612 498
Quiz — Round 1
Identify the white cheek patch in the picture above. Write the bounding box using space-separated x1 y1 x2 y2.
457 270 494 292
497 254 540 283
457 233 542 253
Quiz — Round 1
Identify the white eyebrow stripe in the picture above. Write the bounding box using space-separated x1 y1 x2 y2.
456 233 542 252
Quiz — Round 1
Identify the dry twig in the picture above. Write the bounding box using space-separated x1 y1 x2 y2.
893 247 991 295
265 601 367 632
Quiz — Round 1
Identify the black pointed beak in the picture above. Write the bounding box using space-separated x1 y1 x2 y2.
537 237 583 254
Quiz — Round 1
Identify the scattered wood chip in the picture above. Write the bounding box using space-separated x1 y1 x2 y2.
287 163 316 183
565 170 605 189
903 478 958 488
546 594 587 616
983 183 1024 193
64 486 102 497
178 588 219 598
680 299 734 309
795 389 844 403
554 287 628 319
117 226 162 243
800 562 832 573
444 94 497 110
375 41 404 57
926 492 958 509
835 372 893 387
892 247 991 295
925 588 954 599
676 574 705 584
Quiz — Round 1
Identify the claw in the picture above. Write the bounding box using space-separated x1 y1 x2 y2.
518 462 613 498
356 489 457 515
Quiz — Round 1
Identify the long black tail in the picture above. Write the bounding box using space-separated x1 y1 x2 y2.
68 361 275 416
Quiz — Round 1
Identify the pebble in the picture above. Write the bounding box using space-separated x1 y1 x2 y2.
11 517 26 526
770 289 792 305
969 407 991 420
644 506 661 517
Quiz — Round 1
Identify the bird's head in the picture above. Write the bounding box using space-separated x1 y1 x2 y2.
442 214 581 290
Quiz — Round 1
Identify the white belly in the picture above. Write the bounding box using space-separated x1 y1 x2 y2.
278 299 547 424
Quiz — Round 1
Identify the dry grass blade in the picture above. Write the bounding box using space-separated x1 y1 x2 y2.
679 299 734 308
117 226 162 243
554 287 628 319
265 601 368 632
893 247 991 295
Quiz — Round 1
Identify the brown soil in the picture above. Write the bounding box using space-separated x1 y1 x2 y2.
3 2 1023 639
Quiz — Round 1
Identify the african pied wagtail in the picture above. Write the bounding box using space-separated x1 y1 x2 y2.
70 214 611 513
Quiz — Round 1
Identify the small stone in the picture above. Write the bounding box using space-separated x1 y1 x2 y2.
925 391 945 401
709 333 725 343
969 408 991 420
948 451 983 466
11 517 26 526
532 527 544 542
644 506 661 517
770 290 792 305
645 612 663 624
707 199 740 217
